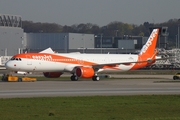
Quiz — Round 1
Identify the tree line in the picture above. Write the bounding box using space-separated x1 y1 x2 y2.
22 18 180 48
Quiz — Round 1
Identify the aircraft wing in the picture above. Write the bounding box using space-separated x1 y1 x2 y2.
90 55 169 69
90 59 150 68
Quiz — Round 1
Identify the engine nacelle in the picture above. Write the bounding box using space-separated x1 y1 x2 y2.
43 72 63 78
75 67 94 78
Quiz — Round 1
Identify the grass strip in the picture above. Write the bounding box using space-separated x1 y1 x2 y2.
0 95 180 120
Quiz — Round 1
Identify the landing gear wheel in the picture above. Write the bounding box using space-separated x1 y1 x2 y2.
92 76 100 81
173 76 177 80
71 75 78 81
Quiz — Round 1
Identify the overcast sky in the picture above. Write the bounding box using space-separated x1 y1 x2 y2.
0 0 180 26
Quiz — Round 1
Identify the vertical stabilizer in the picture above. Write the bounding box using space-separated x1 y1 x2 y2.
139 29 159 56
130 28 160 70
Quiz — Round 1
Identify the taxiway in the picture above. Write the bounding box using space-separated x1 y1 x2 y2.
0 74 180 98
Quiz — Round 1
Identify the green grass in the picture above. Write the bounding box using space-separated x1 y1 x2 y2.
0 95 180 120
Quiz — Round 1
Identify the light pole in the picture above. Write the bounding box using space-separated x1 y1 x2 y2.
82 34 85 53
178 24 180 49
100 34 103 54
176 34 178 48
94 34 103 54
81 38 84 53
115 30 118 37
21 36 24 54
1 49 3 56
64 35 68 53
158 35 161 48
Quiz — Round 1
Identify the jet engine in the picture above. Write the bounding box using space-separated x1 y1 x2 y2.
75 67 94 78
43 72 63 78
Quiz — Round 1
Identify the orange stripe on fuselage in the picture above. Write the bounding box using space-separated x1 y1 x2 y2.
12 53 97 66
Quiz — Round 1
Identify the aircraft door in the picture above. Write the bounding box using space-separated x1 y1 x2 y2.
26 55 32 65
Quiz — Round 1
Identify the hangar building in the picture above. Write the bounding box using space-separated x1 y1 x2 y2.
24 33 94 53
0 14 24 56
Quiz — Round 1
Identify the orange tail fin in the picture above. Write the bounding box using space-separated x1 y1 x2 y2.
139 28 160 56
130 29 160 70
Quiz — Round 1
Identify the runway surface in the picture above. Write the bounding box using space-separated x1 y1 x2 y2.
0 74 180 98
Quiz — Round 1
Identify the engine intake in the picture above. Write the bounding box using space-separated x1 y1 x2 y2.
75 67 94 78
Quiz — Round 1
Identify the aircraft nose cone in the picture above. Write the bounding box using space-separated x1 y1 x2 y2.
5 61 14 70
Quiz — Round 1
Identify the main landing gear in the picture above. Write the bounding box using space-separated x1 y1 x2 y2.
70 75 78 81
92 76 100 81
70 75 100 81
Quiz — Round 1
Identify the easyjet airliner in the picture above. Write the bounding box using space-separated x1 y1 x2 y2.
5 28 160 81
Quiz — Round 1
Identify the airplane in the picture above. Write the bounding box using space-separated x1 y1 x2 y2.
5 28 160 81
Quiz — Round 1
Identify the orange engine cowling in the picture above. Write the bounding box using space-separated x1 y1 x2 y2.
43 72 63 78
75 67 94 78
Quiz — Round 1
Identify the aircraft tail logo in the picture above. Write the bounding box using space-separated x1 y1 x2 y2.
139 29 159 56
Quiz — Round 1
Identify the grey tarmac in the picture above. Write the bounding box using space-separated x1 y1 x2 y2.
0 74 180 98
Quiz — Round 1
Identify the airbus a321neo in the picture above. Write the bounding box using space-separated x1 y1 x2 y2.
5 28 160 81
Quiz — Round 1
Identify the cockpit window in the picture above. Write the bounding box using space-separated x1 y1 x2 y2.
10 57 22 61
11 58 15 60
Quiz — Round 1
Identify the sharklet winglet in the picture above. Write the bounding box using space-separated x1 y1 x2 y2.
39 47 54 54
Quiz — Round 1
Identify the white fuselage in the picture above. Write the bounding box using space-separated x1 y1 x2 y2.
5 53 139 73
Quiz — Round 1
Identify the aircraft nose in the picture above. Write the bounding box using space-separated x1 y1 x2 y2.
5 61 16 70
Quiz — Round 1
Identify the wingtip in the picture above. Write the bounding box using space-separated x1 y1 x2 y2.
39 47 54 54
